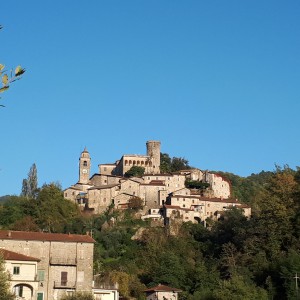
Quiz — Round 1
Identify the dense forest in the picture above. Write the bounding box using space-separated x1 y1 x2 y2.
1 164 300 299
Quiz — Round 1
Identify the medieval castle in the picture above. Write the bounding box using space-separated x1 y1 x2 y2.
64 141 250 223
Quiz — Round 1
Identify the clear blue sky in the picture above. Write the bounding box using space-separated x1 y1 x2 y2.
1 1 299 196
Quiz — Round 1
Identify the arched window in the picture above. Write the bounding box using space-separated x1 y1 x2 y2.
83 161 87 167
125 160 128 166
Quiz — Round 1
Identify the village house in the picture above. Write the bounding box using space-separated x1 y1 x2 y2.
144 284 182 300
0 230 94 300
1 248 40 300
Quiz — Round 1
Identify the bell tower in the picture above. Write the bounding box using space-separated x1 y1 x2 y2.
79 147 91 184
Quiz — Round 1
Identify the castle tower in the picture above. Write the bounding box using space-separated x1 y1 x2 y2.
146 140 161 174
79 147 91 184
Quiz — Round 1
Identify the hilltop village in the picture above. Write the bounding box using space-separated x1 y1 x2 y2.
64 141 251 224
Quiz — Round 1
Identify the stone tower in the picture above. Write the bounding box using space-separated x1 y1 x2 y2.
146 140 161 174
79 147 91 184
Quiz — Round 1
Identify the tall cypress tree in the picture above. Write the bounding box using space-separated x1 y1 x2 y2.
20 163 38 198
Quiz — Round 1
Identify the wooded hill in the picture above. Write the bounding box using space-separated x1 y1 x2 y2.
1 165 300 299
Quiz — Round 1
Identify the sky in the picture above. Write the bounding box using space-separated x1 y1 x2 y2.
1 1 299 196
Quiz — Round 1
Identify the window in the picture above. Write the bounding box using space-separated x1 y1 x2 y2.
104 167 107 171
37 292 44 300
13 266 20 275
83 161 87 166
37 270 45 281
183 204 185 207
61 272 68 286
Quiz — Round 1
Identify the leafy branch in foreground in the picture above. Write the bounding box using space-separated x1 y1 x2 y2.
0 25 26 106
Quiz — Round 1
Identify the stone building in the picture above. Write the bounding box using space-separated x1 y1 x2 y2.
64 141 232 215
163 192 251 225
99 140 161 176
0 230 94 300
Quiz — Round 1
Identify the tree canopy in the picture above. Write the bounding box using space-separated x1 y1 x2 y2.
1 166 300 299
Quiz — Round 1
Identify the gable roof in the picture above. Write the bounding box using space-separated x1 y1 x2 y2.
144 284 182 292
0 230 95 243
88 183 120 190
0 249 40 262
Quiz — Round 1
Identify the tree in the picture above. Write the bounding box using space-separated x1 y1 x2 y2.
128 196 144 211
160 153 191 173
35 183 79 232
124 166 145 178
21 163 38 198
0 252 15 300
0 25 25 106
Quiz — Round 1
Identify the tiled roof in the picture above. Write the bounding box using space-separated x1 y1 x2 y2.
144 284 182 292
171 195 242 204
88 183 119 190
0 249 40 262
0 230 95 243
141 180 165 186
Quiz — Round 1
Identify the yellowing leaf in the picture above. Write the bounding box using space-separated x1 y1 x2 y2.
2 74 8 85
0 86 9 93
15 65 25 76
0 64 4 71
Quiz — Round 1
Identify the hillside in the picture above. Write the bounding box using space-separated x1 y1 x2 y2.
1 166 300 299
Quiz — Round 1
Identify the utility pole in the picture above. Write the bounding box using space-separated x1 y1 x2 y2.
294 273 299 299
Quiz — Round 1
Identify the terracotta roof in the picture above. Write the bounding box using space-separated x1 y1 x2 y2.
164 205 182 209
144 284 182 292
170 195 242 204
0 230 95 243
88 183 119 190
141 180 165 186
0 249 40 262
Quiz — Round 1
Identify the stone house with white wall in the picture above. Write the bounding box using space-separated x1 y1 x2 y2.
0 230 94 300
144 284 182 300
164 194 251 225
1 249 40 300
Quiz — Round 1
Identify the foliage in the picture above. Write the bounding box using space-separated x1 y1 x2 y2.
128 196 144 211
0 183 80 232
60 292 94 300
21 163 38 198
185 180 210 190
124 166 145 178
160 153 191 173
0 26 25 107
0 253 15 300
2 165 300 299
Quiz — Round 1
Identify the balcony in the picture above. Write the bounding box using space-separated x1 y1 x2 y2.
54 281 76 289
50 257 77 266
